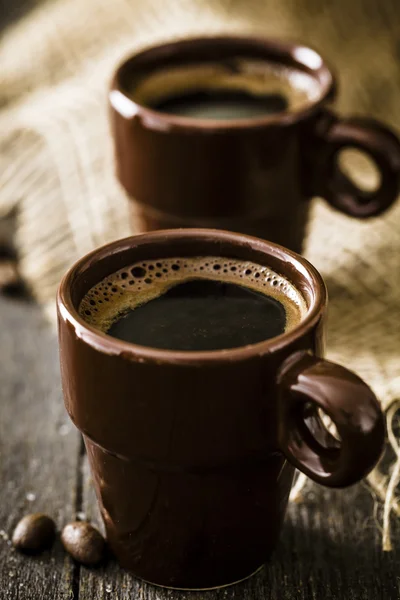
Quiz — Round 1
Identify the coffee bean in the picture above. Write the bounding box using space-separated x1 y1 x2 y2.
61 522 105 566
12 514 56 553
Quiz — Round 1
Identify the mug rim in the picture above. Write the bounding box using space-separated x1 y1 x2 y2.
57 229 326 365
110 34 336 131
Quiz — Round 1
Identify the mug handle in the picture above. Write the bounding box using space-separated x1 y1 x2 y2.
277 351 385 487
309 110 400 218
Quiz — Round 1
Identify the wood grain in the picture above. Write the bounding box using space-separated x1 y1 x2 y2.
0 295 80 600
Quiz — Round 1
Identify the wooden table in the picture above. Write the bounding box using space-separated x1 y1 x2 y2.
1 294 399 600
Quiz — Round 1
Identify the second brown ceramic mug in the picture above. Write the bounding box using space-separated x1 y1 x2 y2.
110 36 400 253
57 229 385 589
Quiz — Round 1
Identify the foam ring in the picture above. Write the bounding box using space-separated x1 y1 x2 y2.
79 256 308 337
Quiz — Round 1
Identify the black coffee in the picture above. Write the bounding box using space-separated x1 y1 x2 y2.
130 60 321 119
151 90 288 120
79 257 306 351
108 279 286 351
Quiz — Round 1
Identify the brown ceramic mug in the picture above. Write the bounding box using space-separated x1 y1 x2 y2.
110 36 400 254
57 229 385 589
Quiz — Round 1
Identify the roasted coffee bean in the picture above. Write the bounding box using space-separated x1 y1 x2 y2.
12 513 56 553
61 521 105 566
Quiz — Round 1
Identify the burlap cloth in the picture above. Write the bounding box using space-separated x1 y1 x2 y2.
1 0 399 548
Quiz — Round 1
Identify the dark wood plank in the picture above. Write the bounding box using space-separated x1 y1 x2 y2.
80 458 400 599
0 295 80 600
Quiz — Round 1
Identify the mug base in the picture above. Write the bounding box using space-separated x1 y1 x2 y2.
134 563 265 591
129 201 306 256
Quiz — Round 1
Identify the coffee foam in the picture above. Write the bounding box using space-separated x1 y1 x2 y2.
129 59 321 114
79 257 308 341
